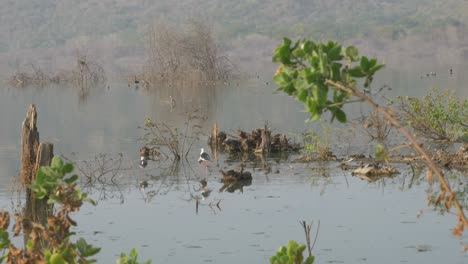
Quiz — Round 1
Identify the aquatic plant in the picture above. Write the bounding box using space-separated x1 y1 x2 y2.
139 112 204 161
396 89 467 142
300 126 335 161
117 248 151 264
272 38 468 236
269 240 314 264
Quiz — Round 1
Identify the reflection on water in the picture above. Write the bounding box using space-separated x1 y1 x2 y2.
0 76 467 263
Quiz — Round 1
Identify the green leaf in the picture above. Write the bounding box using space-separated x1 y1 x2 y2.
47 197 57 205
297 88 308 102
26 240 34 249
76 238 101 257
51 156 64 169
84 198 97 206
36 169 45 184
50 253 65 264
292 45 305 58
334 109 347 123
64 174 78 184
62 163 74 174
316 85 328 105
345 46 359 60
302 40 315 54
327 44 342 61
282 83 296 95
330 62 341 81
305 256 315 264
360 56 370 72
41 167 59 180
370 64 384 74
0 230 11 248
348 66 366 77
375 144 388 160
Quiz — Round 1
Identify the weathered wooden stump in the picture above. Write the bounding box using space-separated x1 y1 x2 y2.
20 104 40 185
256 128 271 154
20 105 54 248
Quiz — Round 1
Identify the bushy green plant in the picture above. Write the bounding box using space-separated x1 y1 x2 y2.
117 248 151 264
270 240 314 264
0 156 150 263
301 126 332 161
272 38 468 236
396 89 468 142
273 38 383 122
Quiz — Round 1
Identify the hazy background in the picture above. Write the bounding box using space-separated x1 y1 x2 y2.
0 0 467 84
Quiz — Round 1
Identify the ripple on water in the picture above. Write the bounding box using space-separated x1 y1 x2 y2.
185 244 203 249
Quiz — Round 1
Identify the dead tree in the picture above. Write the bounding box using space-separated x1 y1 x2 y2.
21 105 40 185
20 105 54 248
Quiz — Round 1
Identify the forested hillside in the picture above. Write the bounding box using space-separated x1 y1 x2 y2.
0 0 467 75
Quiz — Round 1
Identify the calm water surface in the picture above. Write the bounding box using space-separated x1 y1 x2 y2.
0 73 466 263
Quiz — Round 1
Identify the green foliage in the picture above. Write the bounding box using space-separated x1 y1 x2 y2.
301 126 332 160
270 240 314 264
396 89 468 142
273 38 384 123
375 143 388 161
117 248 151 264
30 156 95 206
0 156 149 263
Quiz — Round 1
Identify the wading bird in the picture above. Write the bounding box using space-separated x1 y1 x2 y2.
198 148 211 163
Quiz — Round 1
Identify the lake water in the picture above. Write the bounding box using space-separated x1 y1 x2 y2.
0 71 467 263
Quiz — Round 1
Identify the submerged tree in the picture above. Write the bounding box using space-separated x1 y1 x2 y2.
145 18 236 83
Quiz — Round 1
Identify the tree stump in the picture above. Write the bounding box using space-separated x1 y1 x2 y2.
21 104 40 185
19 105 54 249
257 129 271 154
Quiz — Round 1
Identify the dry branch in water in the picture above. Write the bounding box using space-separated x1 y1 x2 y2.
144 18 237 84
9 53 106 96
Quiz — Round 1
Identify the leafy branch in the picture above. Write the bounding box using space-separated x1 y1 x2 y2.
273 38 467 236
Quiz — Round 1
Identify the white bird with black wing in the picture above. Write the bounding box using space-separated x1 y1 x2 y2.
198 148 211 163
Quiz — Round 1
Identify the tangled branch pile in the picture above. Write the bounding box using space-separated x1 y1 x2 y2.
208 124 300 154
